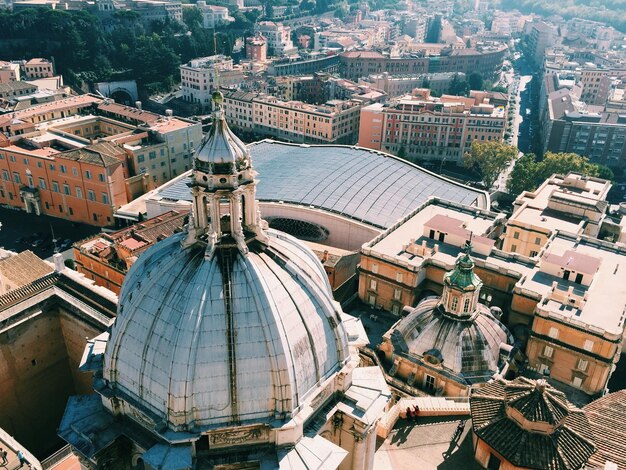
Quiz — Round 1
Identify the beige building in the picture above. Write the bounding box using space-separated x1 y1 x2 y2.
180 55 245 110
0 61 20 84
502 173 611 258
23 58 54 79
224 91 363 144
358 192 626 397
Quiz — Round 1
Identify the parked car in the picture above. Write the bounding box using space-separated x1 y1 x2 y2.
31 239 45 247
59 239 73 250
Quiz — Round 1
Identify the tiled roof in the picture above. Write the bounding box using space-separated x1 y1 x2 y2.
584 390 626 469
0 250 53 289
471 378 596 470
58 142 124 167
0 81 37 94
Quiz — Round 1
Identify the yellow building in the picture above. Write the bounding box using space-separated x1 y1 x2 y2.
502 173 611 258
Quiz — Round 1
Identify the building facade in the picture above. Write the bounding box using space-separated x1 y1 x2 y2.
180 55 245 109
254 21 297 57
358 89 507 164
223 91 363 144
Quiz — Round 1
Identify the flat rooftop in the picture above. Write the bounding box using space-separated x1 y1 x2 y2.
154 140 488 229
519 234 626 335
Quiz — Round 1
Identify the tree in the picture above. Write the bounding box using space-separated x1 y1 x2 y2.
421 78 431 89
448 73 469 96
506 153 538 197
463 141 517 190
468 72 483 91
506 152 614 198
397 146 407 159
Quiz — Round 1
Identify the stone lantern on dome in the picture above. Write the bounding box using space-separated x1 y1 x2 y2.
440 240 483 318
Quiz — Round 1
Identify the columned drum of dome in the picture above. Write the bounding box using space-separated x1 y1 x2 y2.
103 91 350 430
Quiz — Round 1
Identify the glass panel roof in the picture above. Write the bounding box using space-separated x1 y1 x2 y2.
158 141 488 228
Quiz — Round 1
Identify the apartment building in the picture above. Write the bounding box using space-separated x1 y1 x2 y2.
180 55 245 110
361 72 463 98
358 88 507 163
0 81 38 100
541 90 626 168
358 191 625 397
502 173 611 257
0 140 128 226
339 46 507 81
74 210 185 293
223 91 363 144
0 95 201 221
524 21 557 66
254 21 297 57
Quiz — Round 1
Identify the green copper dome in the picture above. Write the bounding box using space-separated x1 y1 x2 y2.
444 243 482 292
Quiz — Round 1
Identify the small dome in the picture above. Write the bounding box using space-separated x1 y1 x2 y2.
444 251 482 292
392 297 512 381
194 94 249 174
104 229 349 430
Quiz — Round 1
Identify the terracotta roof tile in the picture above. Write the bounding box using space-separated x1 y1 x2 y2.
0 250 53 290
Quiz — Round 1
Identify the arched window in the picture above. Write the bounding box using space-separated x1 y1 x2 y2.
450 296 459 311
463 298 471 313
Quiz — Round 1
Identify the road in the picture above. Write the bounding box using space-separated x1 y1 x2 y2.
0 207 101 259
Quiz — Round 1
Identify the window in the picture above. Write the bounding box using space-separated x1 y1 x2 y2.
72 168 78 176
98 173 105 182
1 170 8 181
87 190 95 201
463 298 471 313
52 181 59 192
137 154 145 163
38 178 46 189
12 172 21 184
370 279 377 291
85 170 92 180
394 288 402 300
149 151 156 160
372 263 378 274
583 340 594 352
572 376 583 388
396 272 403 283
424 374 435 392
63 184 70 196
101 193 109 204
391 304 400 315
368 294 376 306
69 207 74 215
534 237 541 245
511 244 517 253
451 296 459 311
543 345 554 358
530 250 538 258
575 273 583 284
513 231 520 239
93 213 98 222
548 327 559 339
75 187 83 199
576 359 588 372
60 165 66 173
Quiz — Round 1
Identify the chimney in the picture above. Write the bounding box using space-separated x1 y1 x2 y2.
135 101 142 110
53 252 65 272
166 109 173 120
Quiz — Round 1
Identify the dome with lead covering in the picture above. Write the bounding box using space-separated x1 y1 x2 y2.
103 92 350 432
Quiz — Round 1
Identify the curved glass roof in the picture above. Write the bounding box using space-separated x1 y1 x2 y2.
158 140 488 229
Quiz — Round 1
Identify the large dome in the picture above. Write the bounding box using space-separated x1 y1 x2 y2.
104 228 349 430
103 95 350 433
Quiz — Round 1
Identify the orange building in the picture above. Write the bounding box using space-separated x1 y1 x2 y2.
74 211 186 293
0 140 128 226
